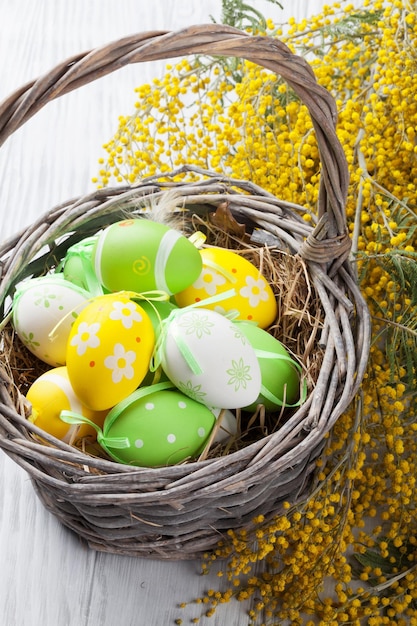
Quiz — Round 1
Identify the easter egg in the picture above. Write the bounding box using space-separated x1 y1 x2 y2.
238 322 301 411
138 299 177 386
175 247 277 329
159 307 262 409
211 408 238 443
62 236 102 293
66 293 155 411
92 219 202 295
26 366 107 442
12 275 91 366
94 385 216 467
139 298 178 338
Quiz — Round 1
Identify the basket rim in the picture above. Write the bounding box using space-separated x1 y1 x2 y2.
0 25 349 240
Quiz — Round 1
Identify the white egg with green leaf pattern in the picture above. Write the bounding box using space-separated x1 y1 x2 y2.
159 307 261 409
12 275 91 366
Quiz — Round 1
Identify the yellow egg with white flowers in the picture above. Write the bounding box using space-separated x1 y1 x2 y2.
175 247 277 328
66 293 155 411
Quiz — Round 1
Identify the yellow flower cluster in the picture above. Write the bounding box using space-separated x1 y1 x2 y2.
97 0 417 623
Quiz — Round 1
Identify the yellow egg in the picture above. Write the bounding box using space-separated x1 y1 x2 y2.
26 366 107 442
175 248 277 328
66 294 155 411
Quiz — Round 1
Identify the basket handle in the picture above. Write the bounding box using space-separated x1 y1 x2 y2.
0 24 350 261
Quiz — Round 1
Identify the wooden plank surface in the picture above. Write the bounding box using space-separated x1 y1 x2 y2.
0 2 328 624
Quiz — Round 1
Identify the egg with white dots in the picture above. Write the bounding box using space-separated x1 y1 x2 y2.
95 387 216 467
175 247 277 329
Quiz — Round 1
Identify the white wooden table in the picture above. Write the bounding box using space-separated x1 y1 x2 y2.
0 2 328 624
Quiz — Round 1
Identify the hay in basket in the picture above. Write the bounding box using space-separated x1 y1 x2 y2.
0 25 371 560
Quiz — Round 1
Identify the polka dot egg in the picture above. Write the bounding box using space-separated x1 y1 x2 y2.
66 293 155 411
93 384 216 467
175 247 277 329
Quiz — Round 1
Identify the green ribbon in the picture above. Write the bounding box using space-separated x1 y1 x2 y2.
61 237 104 296
150 288 237 375
202 256 238 285
60 381 175 453
253 349 307 408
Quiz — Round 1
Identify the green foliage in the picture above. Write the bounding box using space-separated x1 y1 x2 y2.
211 0 283 31
360 249 417 391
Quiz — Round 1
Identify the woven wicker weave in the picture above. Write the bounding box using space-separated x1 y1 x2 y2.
0 25 371 559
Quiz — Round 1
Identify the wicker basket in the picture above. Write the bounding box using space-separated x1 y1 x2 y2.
0 25 371 560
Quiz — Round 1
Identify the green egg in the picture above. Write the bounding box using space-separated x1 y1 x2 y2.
98 385 216 467
238 322 301 411
92 219 202 295
137 299 177 386
138 299 178 337
62 236 102 293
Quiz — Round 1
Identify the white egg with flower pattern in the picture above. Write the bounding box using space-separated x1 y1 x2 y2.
12 275 91 366
159 307 261 409
66 293 155 411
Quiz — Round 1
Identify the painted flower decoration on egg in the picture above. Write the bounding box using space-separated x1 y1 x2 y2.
66 293 155 411
12 275 91 366
158 307 262 409
175 247 277 329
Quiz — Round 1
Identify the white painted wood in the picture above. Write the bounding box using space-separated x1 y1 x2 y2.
0 2 332 624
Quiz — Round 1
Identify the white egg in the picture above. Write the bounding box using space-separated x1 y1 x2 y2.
160 307 261 409
12 274 91 366
211 408 238 443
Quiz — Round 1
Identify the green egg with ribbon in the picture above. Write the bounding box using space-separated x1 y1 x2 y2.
237 321 305 411
62 236 104 295
137 298 178 387
91 219 203 295
60 381 216 467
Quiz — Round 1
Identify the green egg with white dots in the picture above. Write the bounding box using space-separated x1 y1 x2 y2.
99 385 216 467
